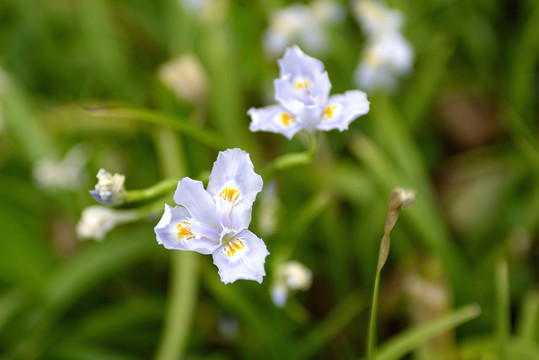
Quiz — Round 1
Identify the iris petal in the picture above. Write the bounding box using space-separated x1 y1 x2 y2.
316 90 370 131
174 178 218 229
212 230 270 284
248 104 303 139
155 204 220 254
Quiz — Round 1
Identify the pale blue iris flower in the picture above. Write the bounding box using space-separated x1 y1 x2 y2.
154 149 269 284
248 45 370 139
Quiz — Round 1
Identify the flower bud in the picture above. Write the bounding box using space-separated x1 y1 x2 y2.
89 168 126 205
158 54 208 104
76 206 136 241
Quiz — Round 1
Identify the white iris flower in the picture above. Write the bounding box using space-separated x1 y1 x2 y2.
352 0 414 92
248 45 370 139
154 148 269 284
263 1 344 58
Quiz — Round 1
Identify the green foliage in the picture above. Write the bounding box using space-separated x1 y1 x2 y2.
0 0 537 359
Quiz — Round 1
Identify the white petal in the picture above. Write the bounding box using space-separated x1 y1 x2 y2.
174 178 218 229
309 70 331 105
274 71 330 115
278 45 325 77
316 90 370 131
248 104 303 139
214 200 253 232
212 230 270 284
154 204 220 254
207 149 263 210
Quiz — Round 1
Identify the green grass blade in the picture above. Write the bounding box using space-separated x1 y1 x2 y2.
374 304 481 360
517 290 539 343
90 107 231 150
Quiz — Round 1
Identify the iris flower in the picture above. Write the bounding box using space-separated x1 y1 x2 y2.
154 149 269 284
248 45 370 139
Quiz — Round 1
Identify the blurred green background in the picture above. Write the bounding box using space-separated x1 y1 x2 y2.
0 0 537 359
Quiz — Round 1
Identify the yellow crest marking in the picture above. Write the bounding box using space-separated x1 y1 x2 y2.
220 187 240 203
223 238 246 257
323 104 338 120
177 222 194 241
279 112 295 126
294 80 312 89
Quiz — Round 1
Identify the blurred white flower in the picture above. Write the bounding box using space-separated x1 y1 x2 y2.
271 261 312 308
33 144 89 191
157 54 208 104
355 32 414 91
179 0 228 24
76 206 138 241
263 1 344 58
352 0 403 35
352 0 414 92
89 168 126 205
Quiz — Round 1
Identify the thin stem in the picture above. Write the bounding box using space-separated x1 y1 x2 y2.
154 251 198 360
367 189 415 360
367 272 380 359
261 132 319 180
126 178 178 203
153 127 198 360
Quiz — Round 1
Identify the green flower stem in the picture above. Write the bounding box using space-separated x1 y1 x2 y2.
154 251 198 360
153 128 198 360
367 189 415 359
367 273 381 359
125 178 178 204
261 132 319 180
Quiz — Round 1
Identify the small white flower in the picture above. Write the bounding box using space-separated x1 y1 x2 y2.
89 168 126 205
271 261 312 307
352 0 414 92
33 144 89 191
249 46 370 139
354 32 414 91
76 206 137 241
263 1 344 58
155 149 269 284
352 0 403 36
157 54 208 104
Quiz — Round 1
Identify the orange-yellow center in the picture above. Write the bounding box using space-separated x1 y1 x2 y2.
324 104 338 120
223 238 245 257
220 187 240 203
177 222 194 241
279 112 295 126
294 80 311 89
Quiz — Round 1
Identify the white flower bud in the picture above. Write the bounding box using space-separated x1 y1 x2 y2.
90 168 126 205
158 54 208 104
76 206 136 241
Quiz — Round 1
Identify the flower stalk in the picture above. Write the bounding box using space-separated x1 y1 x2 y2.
261 132 319 180
367 188 415 359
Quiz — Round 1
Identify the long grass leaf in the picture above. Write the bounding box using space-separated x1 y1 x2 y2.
374 304 481 360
